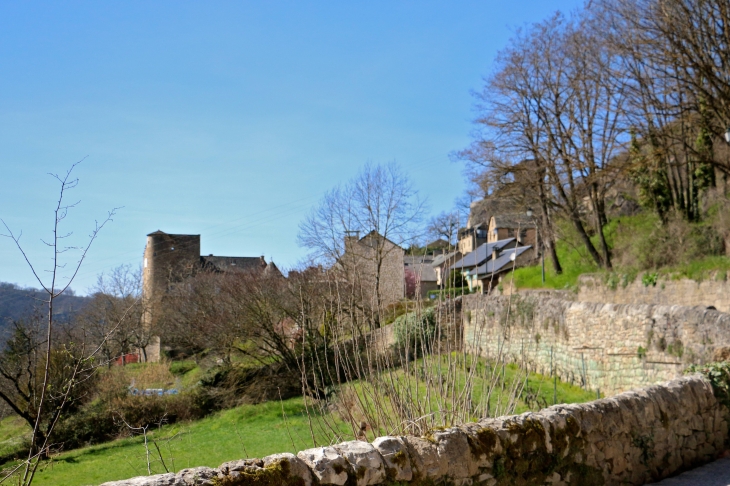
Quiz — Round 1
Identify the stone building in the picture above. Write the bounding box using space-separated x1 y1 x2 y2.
487 213 536 247
457 196 523 254
141 230 277 361
338 230 405 309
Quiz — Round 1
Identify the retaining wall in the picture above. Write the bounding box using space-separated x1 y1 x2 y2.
577 273 730 313
462 294 730 395
101 375 728 486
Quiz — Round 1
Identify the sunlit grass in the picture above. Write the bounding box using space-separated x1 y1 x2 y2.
507 213 730 290
22 397 341 486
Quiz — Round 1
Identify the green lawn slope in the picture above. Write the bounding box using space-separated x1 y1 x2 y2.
507 214 730 291
0 362 596 486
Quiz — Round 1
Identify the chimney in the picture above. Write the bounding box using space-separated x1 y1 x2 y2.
344 230 360 249
492 246 500 261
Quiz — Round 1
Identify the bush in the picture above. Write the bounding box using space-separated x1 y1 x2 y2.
53 391 207 450
393 308 437 358
446 269 467 289
687 361 730 409
613 213 724 271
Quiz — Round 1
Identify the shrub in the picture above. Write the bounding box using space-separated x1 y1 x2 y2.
687 361 730 409
641 272 658 287
393 308 437 358
614 213 724 270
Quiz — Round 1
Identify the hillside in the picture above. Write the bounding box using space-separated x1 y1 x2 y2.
0 282 90 330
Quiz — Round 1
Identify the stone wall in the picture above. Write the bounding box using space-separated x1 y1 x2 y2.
462 294 730 395
577 273 730 313
101 375 729 486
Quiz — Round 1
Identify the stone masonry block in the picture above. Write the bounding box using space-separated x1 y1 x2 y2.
263 453 313 486
432 427 476 479
403 436 447 481
372 436 412 482
297 446 349 485
334 440 386 486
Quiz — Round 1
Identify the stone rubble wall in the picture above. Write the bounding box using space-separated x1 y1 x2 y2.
100 375 728 486
577 273 730 313
462 294 730 395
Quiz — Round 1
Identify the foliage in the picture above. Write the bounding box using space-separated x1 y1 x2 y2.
641 273 658 287
0 316 97 457
392 308 437 357
511 213 730 289
687 362 730 410
446 269 467 289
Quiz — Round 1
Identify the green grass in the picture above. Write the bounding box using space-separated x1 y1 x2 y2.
339 356 596 432
23 397 342 486
506 228 601 291
506 213 730 290
0 416 29 461
658 255 730 282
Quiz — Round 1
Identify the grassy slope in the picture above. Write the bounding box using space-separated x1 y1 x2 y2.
343 357 596 432
18 364 594 486
0 416 29 461
508 213 730 290
29 397 330 486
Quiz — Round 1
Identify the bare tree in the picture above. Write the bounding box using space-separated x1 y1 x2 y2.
0 162 116 485
427 210 461 246
599 0 727 222
78 264 150 366
298 162 426 316
460 12 629 270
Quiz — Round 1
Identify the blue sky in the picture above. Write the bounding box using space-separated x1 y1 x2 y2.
0 1 585 294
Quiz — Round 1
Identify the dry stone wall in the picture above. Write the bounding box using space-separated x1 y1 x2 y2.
577 273 730 313
463 294 730 395
100 375 728 486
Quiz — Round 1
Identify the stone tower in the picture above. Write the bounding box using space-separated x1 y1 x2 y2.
142 231 201 362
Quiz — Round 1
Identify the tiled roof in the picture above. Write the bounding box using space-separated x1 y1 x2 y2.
472 246 533 277
448 238 516 272
200 255 266 273
431 250 460 267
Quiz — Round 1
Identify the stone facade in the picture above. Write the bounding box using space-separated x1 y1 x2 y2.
577 273 730 314
340 231 405 309
100 375 729 486
463 294 730 395
487 215 536 248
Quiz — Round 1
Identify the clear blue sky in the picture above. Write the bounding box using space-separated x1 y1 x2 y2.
0 1 584 294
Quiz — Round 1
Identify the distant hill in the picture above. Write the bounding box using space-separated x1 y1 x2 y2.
0 282 91 331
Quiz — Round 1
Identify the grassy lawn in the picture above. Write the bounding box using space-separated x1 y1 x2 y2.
26 397 340 486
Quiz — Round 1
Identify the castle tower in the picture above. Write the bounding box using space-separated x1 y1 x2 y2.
141 231 201 362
